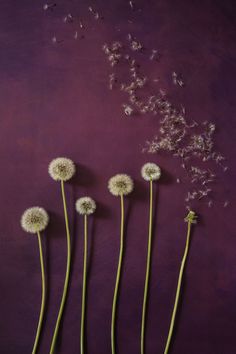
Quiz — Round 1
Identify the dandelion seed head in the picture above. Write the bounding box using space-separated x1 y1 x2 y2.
75 197 96 215
21 207 49 234
108 174 134 196
48 157 75 181
141 162 161 181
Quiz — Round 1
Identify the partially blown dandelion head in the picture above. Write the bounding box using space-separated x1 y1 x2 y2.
75 197 96 215
184 210 197 224
108 174 134 196
21 207 49 234
48 157 75 182
141 162 161 181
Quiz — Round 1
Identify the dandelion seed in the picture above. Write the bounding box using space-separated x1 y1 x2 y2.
127 33 132 41
123 104 134 116
43 3 56 11
131 40 142 51
52 36 57 44
208 200 213 208
223 201 229 208
129 1 134 9
177 79 184 87
150 49 159 61
63 13 73 23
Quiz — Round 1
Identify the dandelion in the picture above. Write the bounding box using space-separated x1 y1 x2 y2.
108 174 134 354
108 174 134 196
21 207 49 354
141 162 161 181
76 197 96 354
48 157 75 182
140 163 161 354
164 211 197 354
21 207 49 234
49 157 75 354
76 197 96 215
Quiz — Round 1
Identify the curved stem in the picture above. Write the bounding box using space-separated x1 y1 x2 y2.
163 218 193 354
32 232 46 354
50 180 71 354
111 194 125 354
141 179 153 354
80 215 88 354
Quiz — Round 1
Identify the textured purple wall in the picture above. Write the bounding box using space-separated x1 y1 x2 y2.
0 0 236 353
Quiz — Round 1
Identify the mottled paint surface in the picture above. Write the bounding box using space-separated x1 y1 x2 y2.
0 0 236 353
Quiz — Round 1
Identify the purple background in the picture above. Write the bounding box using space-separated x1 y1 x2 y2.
0 0 236 353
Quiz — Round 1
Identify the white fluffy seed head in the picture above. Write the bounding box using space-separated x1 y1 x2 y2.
108 174 134 196
75 197 96 215
21 207 49 234
48 157 76 181
141 162 161 181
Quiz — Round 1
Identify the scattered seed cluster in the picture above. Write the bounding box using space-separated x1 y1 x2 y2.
42 2 229 208
102 36 229 208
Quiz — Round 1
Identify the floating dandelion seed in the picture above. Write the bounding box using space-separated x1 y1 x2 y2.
52 36 57 44
131 40 143 51
76 197 96 215
21 207 49 234
63 13 73 23
48 157 75 182
129 1 134 10
43 3 56 11
208 200 213 208
108 174 134 196
123 104 134 116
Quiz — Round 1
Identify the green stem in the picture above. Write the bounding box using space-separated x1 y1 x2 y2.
32 232 46 354
163 217 193 354
141 179 153 354
50 180 71 354
80 215 88 354
111 194 124 354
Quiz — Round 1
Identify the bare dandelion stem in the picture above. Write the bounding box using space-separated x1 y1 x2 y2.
50 181 71 354
111 194 124 354
141 179 153 354
32 232 46 354
164 211 196 354
80 215 88 354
